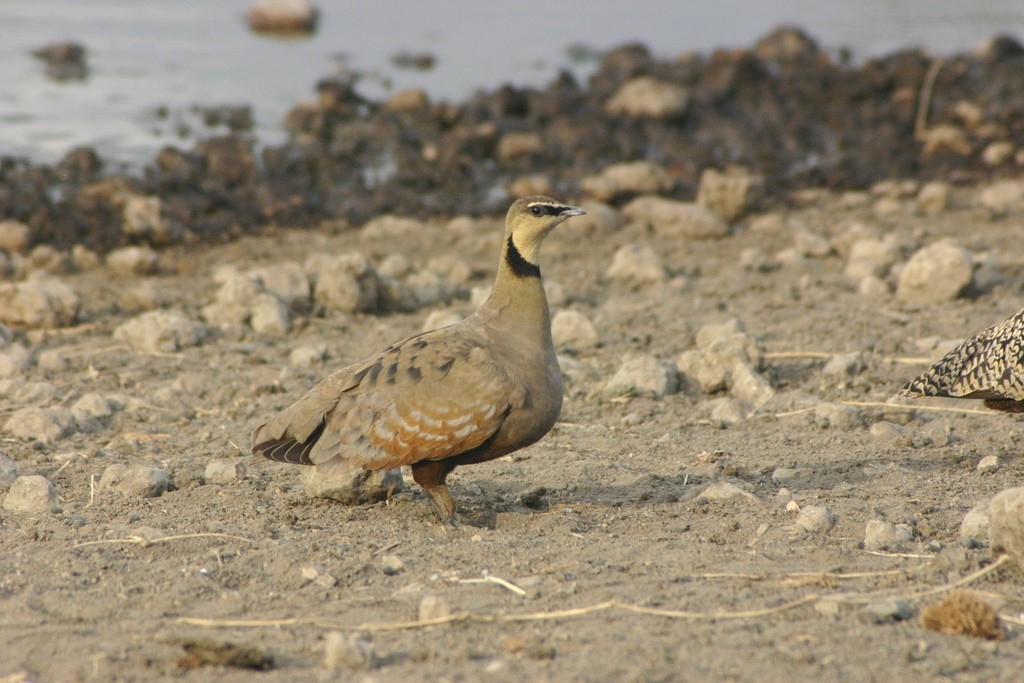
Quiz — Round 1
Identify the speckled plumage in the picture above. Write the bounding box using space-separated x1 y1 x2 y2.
252 197 586 520
899 307 1024 412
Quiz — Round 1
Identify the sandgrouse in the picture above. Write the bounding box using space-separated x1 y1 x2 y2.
252 196 586 521
899 307 1024 412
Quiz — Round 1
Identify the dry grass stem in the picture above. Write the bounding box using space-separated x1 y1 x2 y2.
71 532 254 549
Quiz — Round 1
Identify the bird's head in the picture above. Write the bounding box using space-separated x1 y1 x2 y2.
505 196 586 271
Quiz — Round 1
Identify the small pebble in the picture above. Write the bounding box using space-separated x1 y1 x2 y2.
99 464 172 498
105 245 159 276
959 499 991 541
864 519 914 551
114 310 206 354
4 406 76 444
822 352 865 377
422 309 461 332
380 555 405 575
896 240 973 304
976 455 999 474
869 421 907 442
289 344 327 368
204 459 247 484
605 244 667 287
859 599 913 624
988 487 1024 568
301 462 403 504
2 475 58 514
418 594 452 622
698 480 756 502
322 632 375 671
551 310 599 351
795 505 837 534
602 354 677 399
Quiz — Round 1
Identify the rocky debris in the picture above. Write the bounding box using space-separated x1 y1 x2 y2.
3 406 76 444
0 279 80 328
697 167 760 221
422 309 461 332
300 563 337 588
708 397 750 425
300 462 404 505
99 464 172 498
697 480 757 502
203 273 290 334
247 0 318 34
896 241 974 304
869 421 907 442
676 319 772 409
71 393 117 429
551 310 598 351
307 252 381 314
976 455 1000 474
380 555 405 575
114 310 207 353
821 352 865 378
2 475 58 514
843 236 902 281
813 402 862 430
245 262 311 310
122 194 178 243
289 344 327 368
978 179 1024 216
794 505 837 534
604 76 689 119
105 245 159 276
0 451 17 491
916 181 951 213
605 243 666 287
581 162 673 202
960 499 991 543
0 221 31 253
32 41 88 81
0 343 31 377
622 196 729 239
791 226 832 258
864 519 915 551
323 632 376 671
204 459 247 484
988 487 1024 568
859 599 914 624
601 354 677 399
418 595 452 622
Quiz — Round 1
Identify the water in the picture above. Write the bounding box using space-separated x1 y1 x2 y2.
1 0 1022 166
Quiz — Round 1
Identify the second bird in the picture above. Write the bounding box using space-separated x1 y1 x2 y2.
252 196 586 522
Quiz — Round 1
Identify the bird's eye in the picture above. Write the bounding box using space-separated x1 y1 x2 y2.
530 205 543 216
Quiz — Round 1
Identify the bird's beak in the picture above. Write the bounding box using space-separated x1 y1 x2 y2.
559 206 586 218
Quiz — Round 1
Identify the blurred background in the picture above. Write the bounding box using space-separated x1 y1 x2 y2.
2 0 1023 166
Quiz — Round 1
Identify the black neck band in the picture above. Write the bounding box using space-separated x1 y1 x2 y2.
505 235 541 278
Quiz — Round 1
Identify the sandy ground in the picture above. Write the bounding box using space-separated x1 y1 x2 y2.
2 182 1023 682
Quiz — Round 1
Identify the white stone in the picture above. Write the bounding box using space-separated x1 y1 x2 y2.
0 450 17 491
3 406 75 443
606 244 666 286
418 310 458 333
361 215 424 239
605 76 689 118
602 354 677 398
795 505 837 534
247 261 310 308
71 393 115 423
249 293 291 335
114 310 206 353
864 519 914 551
822 352 865 377
0 344 31 378
916 181 951 214
202 273 263 328
844 236 901 280
697 167 760 221
729 362 774 408
105 245 159 276
551 310 598 351
976 455 1000 474
301 461 404 505
122 194 178 243
960 499 991 540
989 487 1024 567
2 475 58 514
36 348 69 373
247 0 318 33
622 196 728 239
204 459 247 483
308 253 380 313
581 162 673 201
418 594 452 622
814 402 861 430
709 397 750 425
380 554 405 575
896 241 973 304
99 464 172 498
323 632 375 670
869 421 907 441
0 221 31 253
979 179 1024 216
698 481 756 502
0 279 80 328
289 344 327 368
792 228 832 258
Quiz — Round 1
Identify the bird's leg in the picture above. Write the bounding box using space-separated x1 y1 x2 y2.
411 460 458 524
